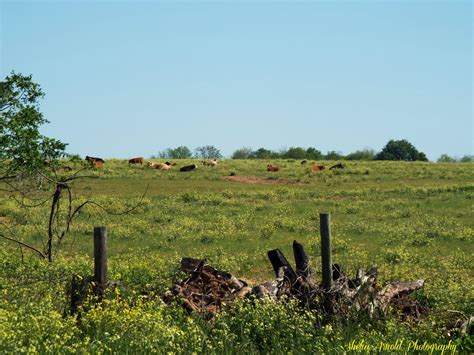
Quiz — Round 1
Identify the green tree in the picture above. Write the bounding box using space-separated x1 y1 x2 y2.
283 147 307 159
231 147 253 159
346 148 376 161
1 72 144 263
159 146 192 159
1 72 67 178
194 145 222 159
306 147 323 160
437 154 456 163
250 148 273 159
375 139 428 161
459 155 473 162
324 150 344 160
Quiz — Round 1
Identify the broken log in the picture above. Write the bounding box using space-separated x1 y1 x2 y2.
267 249 297 283
171 258 251 315
170 242 428 322
293 240 312 278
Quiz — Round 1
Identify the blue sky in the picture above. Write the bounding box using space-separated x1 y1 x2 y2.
1 1 472 160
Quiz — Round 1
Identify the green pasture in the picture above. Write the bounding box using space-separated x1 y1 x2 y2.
1 159 473 352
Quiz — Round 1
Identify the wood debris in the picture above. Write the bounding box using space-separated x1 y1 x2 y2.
170 241 428 321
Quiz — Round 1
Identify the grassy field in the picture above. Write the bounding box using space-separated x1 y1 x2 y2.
1 159 473 353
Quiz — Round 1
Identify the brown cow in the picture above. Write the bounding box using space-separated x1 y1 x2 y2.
85 156 105 167
267 164 279 172
85 156 105 163
310 162 326 172
92 160 104 168
129 157 144 165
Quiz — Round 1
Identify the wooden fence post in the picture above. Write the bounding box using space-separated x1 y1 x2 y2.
320 213 332 290
94 226 107 290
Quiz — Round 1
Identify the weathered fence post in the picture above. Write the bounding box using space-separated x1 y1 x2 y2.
94 226 107 290
320 213 332 290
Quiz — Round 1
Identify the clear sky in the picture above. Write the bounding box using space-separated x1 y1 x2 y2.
1 1 472 160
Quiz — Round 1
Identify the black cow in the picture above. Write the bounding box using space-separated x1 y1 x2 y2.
85 156 105 163
329 163 345 170
180 164 198 172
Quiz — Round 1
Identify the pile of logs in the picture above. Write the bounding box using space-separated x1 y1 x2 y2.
170 241 428 321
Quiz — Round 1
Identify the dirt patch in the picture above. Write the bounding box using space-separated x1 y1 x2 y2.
223 175 302 185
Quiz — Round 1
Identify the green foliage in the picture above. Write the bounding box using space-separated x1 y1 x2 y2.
460 155 474 163
324 150 345 160
194 145 223 159
251 147 274 159
282 146 307 159
156 146 192 159
438 154 474 163
305 147 323 160
231 147 253 159
0 72 67 177
437 154 457 163
375 139 428 161
346 148 376 161
231 146 323 160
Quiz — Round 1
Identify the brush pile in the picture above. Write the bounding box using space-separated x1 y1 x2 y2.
171 241 428 321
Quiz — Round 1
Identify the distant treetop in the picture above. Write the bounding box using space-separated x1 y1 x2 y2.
375 139 428 161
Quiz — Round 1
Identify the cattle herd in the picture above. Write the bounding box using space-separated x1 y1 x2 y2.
84 156 344 172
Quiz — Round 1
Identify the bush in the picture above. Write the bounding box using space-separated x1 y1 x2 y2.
346 149 376 161
231 147 253 159
375 140 428 161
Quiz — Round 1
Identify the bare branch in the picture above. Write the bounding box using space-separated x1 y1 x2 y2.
0 233 46 259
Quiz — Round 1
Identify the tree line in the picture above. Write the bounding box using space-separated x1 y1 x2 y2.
154 140 473 162
232 141 430 161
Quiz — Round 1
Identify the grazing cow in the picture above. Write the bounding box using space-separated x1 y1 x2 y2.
85 156 105 163
267 164 279 172
165 161 177 166
329 163 345 170
310 162 326 172
180 164 198 172
128 157 144 165
301 160 308 164
85 156 105 167
92 160 104 168
202 159 218 167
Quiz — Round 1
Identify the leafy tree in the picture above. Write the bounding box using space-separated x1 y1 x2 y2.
324 150 345 160
1 72 67 178
231 147 253 159
437 154 457 163
459 155 474 162
158 146 192 159
346 148 376 161
194 145 222 159
250 148 273 159
375 139 428 161
306 147 323 160
1 72 146 262
283 147 307 160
